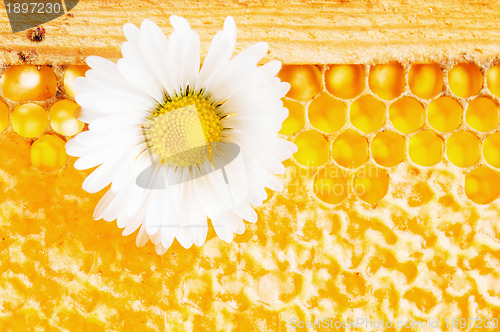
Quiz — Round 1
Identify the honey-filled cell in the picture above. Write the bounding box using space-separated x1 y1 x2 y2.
483 132 500 169
369 63 405 100
279 65 323 101
332 130 369 168
350 95 386 133
308 92 347 133
293 130 330 167
409 131 444 167
31 134 68 172
353 165 389 204
389 97 425 134
313 166 348 204
408 64 444 99
11 103 48 138
449 63 483 98
325 64 365 99
64 65 90 98
427 97 463 132
446 131 481 167
371 131 406 167
1 65 57 102
465 167 500 204
466 97 499 132
50 99 85 137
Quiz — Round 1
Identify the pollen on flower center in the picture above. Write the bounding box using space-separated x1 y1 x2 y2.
143 92 223 167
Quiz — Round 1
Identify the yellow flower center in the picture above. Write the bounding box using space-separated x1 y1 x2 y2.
143 92 223 167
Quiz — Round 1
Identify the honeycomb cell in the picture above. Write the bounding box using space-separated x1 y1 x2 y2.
484 132 500 168
332 130 369 168
409 131 444 167
325 64 365 99
446 131 481 167
279 65 322 101
487 64 500 98
353 165 389 203
371 131 406 167
466 97 499 132
350 95 386 133
280 99 305 135
30 134 68 172
293 130 329 167
408 64 444 99
389 97 425 134
427 96 463 132
1 65 57 102
448 63 483 98
313 167 348 204
49 100 85 137
0 100 9 133
11 103 48 138
64 65 89 98
465 166 500 204
368 63 405 100
308 92 347 133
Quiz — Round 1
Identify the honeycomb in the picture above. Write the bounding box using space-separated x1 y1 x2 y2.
0 62 499 331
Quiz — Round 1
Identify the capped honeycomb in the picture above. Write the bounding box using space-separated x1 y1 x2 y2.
0 61 499 332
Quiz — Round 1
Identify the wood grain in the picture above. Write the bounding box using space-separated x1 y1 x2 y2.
0 0 499 65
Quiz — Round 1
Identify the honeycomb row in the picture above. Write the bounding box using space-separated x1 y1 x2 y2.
280 63 500 101
280 94 500 135
0 65 87 102
313 165 500 205
0 100 84 138
293 129 500 169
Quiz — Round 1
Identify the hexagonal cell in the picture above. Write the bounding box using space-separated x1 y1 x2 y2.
1 65 57 102
31 134 68 172
484 132 500 168
448 63 483 98
279 99 305 135
408 64 444 99
371 131 406 167
49 99 85 137
465 166 500 204
353 165 389 203
487 64 500 98
293 130 329 167
389 97 425 134
278 65 322 101
466 96 499 132
308 92 347 133
368 63 405 100
325 64 365 99
0 100 9 133
350 95 386 133
63 65 90 98
11 103 48 138
331 130 369 168
446 131 481 167
409 131 444 167
427 96 463 132
313 167 348 204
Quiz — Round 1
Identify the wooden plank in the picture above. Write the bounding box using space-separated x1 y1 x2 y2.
0 0 499 65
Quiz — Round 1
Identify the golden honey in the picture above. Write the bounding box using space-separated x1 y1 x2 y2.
0 60 499 331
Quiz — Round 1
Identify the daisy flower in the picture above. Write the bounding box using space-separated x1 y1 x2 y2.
66 16 297 254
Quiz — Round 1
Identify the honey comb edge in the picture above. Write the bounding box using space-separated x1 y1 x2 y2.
0 0 499 65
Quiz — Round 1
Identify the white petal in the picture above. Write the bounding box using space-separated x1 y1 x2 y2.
136 224 149 247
